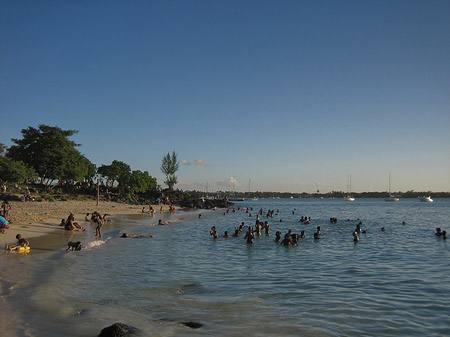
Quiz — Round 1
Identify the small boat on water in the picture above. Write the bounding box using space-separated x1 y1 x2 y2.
418 196 433 202
385 173 399 202
344 174 355 202
229 198 245 202
385 196 400 202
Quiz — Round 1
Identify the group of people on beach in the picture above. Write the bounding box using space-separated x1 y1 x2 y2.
0 200 11 234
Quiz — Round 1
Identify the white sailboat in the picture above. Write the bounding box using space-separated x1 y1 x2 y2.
344 174 355 202
248 179 258 200
385 173 399 202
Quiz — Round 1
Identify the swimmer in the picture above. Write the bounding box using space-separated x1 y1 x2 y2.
245 227 254 244
158 219 168 225
313 232 320 240
224 231 230 238
353 231 359 242
274 231 281 242
435 228 442 236
316 226 322 235
443 231 447 240
121 232 153 238
280 233 292 246
210 226 218 239
198 214 202 219
5 234 29 251
264 221 270 235
299 230 305 238
381 227 385 231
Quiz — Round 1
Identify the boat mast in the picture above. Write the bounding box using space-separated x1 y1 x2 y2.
389 173 391 195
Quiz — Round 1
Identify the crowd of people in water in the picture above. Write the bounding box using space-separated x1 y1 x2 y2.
206 206 447 245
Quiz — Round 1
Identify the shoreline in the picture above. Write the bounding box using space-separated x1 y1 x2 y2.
0 200 176 248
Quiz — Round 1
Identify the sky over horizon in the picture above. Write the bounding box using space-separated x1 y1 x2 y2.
1 0 449 193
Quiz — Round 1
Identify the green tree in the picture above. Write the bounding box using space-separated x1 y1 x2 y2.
7 125 94 185
98 160 131 193
161 151 179 191
0 156 37 184
128 170 157 194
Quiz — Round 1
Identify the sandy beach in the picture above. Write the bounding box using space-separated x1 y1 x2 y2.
0 200 172 247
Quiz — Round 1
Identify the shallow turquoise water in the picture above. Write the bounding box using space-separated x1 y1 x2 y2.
2 198 450 336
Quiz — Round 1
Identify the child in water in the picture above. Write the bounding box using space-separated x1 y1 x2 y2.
5 234 29 251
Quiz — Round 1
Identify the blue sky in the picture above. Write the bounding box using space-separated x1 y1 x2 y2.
1 0 449 193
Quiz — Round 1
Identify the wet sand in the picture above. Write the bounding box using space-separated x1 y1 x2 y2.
0 200 173 248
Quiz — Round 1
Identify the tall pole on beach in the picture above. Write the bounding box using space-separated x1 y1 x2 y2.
97 180 100 207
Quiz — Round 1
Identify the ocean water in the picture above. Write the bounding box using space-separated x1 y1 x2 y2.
1 198 449 337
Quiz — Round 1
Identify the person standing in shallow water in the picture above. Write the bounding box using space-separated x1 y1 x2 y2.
245 226 255 244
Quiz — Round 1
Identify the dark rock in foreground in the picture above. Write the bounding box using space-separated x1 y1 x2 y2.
181 321 203 329
98 323 140 337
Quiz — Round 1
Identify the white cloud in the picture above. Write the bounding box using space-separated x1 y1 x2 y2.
181 160 191 165
217 176 239 189
194 159 211 167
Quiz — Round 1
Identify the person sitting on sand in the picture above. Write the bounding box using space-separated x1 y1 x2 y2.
60 219 66 227
65 216 85 232
5 234 29 251
85 213 90 221
67 213 85 231
0 215 9 234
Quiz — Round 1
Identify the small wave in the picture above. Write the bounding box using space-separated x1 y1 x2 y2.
82 236 113 250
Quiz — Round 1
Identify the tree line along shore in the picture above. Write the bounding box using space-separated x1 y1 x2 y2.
1 124 447 210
